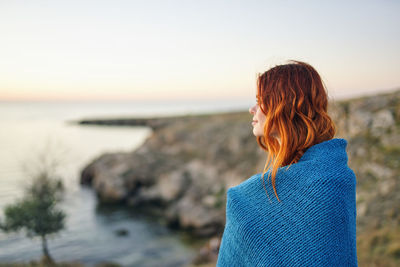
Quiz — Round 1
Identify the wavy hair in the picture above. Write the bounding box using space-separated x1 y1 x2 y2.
256 60 336 202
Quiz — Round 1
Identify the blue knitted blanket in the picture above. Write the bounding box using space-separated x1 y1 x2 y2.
217 138 358 266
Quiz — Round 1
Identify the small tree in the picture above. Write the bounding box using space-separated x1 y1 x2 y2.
0 140 67 263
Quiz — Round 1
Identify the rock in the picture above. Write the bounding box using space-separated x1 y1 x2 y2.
202 195 217 208
93 171 127 203
379 179 396 196
371 110 395 137
191 236 221 265
363 162 394 181
372 110 395 129
347 110 372 136
114 228 129 237
357 202 368 217
174 196 224 235
157 170 191 203
381 127 400 148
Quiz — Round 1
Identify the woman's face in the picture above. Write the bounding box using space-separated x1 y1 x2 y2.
249 102 267 137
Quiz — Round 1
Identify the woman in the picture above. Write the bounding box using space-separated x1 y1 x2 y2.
216 60 358 266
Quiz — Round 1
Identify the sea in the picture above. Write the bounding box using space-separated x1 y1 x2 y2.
0 99 251 266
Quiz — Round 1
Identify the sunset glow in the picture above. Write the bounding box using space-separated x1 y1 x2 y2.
1 0 399 102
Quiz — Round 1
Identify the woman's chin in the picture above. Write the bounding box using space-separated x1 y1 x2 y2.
252 129 263 137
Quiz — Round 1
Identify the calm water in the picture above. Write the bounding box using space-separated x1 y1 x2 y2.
0 100 249 266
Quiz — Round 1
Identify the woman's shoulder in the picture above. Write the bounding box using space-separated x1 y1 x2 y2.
227 160 356 204
226 172 266 201
227 173 262 194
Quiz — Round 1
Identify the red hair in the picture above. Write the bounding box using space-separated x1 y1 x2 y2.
256 60 336 202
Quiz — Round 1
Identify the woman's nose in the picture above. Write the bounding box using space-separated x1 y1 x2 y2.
249 104 256 114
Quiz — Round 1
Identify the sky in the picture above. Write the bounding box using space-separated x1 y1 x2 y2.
0 0 399 102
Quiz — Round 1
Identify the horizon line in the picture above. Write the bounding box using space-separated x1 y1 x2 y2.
0 87 398 103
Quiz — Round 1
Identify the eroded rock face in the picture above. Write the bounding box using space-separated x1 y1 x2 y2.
80 89 400 237
330 90 400 232
81 153 132 202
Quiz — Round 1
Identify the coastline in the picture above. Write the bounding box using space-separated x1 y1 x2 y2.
76 89 400 266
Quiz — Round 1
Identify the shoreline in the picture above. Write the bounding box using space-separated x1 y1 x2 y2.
68 109 250 130
68 88 400 129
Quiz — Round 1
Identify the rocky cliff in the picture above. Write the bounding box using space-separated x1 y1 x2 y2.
80 110 265 236
79 89 400 266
